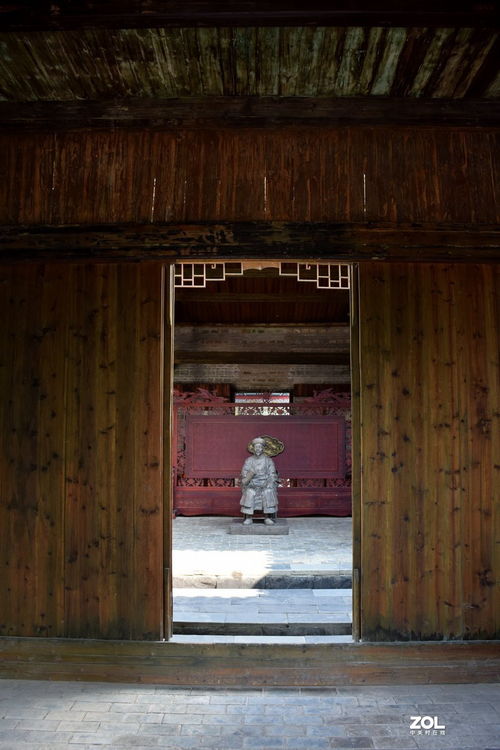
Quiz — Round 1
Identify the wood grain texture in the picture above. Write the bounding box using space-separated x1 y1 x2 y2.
163 265 174 640
3 2 498 32
0 266 67 637
350 265 362 641
0 263 168 639
0 637 499 686
359 263 500 640
2 223 499 264
0 129 498 227
0 26 497 99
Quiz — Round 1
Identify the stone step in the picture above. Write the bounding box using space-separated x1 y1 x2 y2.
173 621 352 636
173 570 352 589
170 634 354 643
173 587 352 636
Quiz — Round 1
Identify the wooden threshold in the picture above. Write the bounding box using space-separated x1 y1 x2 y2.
1 638 499 686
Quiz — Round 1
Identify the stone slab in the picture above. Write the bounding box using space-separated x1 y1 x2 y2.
259 572 352 589
172 572 352 589
228 518 289 535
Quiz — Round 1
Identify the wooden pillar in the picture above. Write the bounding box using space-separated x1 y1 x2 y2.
0 262 170 640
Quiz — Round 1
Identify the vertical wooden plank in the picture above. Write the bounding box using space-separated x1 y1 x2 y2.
293 131 314 221
33 265 68 637
288 130 351 222
125 262 165 639
461 131 498 225
359 264 394 636
433 129 469 224
0 265 37 635
384 265 415 634
151 131 177 222
359 128 380 221
64 264 104 636
349 128 372 222
93 265 119 633
416 264 463 638
49 132 81 224
0 134 53 224
265 130 293 221
410 130 441 222
234 131 266 221
460 265 500 638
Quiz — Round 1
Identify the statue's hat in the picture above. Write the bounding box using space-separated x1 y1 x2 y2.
247 435 284 457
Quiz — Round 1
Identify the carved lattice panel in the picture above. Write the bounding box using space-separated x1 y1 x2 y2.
174 262 350 290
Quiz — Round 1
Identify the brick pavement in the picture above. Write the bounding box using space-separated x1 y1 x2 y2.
0 679 499 749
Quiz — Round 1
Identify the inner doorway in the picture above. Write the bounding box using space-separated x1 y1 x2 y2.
170 261 356 643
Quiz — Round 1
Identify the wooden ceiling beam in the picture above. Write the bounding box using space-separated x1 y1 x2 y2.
1 2 498 31
175 292 343 303
1 222 499 263
1 98 499 131
174 352 350 365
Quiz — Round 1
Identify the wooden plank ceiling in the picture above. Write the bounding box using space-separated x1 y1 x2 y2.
0 1 498 130
0 26 497 101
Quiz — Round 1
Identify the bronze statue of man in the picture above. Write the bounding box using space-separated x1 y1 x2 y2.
240 436 279 525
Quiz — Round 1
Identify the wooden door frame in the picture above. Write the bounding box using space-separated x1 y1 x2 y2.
165 259 360 641
349 265 361 642
162 263 175 640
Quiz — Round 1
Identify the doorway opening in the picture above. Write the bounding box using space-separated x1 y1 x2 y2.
169 261 357 643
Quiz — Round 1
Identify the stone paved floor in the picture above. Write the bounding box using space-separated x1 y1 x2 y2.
173 517 352 586
0 679 499 749
173 587 353 643
174 588 352 623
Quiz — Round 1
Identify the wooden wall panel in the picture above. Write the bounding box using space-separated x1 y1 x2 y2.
0 266 66 636
359 263 500 640
0 263 167 639
0 128 497 226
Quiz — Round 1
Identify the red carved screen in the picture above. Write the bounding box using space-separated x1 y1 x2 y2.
185 415 346 479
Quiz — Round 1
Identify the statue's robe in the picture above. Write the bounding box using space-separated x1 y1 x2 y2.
240 454 278 515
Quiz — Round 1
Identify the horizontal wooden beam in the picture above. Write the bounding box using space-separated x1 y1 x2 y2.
0 637 499 685
175 292 345 303
1 98 499 130
175 322 350 328
174 351 350 365
1 2 498 31
1 222 499 263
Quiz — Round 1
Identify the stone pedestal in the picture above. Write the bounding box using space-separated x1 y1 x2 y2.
228 518 289 535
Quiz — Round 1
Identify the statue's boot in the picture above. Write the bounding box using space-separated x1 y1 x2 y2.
243 516 253 525
264 516 275 525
